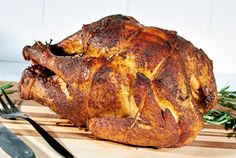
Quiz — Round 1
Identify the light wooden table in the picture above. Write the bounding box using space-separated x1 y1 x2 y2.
0 82 235 158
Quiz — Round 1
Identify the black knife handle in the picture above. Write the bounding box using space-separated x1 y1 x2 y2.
22 117 74 158
0 125 35 158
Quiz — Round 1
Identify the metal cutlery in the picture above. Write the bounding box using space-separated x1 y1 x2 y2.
0 124 35 158
0 89 74 158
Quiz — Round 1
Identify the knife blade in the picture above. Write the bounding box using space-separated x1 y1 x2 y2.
0 124 35 158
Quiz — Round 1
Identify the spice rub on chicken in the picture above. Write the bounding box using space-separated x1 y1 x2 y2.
19 14 217 148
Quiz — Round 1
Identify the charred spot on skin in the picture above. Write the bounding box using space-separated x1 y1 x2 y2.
195 86 213 110
155 78 163 84
101 56 108 63
161 110 165 120
153 71 178 96
204 88 214 109
93 66 113 84
109 14 133 21
178 94 189 101
135 72 151 86
171 85 179 97
143 46 156 58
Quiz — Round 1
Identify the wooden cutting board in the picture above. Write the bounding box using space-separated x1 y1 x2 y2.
0 81 235 158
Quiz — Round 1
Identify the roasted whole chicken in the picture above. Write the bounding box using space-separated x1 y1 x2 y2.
19 15 217 148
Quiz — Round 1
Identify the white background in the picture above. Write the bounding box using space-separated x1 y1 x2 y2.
0 0 235 89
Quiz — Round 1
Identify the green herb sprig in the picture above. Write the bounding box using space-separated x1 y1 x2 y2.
217 86 236 110
204 86 236 138
0 83 14 94
204 109 236 138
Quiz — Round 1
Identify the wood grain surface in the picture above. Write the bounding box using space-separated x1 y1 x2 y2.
0 81 235 158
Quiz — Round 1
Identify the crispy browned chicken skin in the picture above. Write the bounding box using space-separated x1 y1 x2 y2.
19 14 217 148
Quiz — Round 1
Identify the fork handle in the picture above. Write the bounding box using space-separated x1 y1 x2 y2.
21 117 74 158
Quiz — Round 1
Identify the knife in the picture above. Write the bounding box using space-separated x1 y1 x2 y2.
0 125 35 158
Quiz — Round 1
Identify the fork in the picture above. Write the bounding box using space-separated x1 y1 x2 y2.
0 89 74 158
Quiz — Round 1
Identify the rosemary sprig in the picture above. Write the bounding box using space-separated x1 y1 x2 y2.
204 109 236 138
0 83 14 94
217 86 236 110
204 85 236 138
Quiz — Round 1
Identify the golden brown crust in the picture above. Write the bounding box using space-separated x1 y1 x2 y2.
19 14 217 148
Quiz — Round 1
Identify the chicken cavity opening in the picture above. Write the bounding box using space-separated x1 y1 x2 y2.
50 45 78 56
